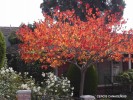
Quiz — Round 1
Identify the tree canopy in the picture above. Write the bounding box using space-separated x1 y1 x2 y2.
40 0 125 21
17 8 132 66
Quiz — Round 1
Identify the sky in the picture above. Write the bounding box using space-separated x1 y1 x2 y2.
0 0 132 29
123 0 133 30
0 0 44 27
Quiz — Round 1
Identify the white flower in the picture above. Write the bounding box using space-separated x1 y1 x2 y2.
50 83 54 86
71 87 74 90
1 70 5 74
9 67 14 72
31 83 34 85
54 76 57 81
51 80 55 83
47 86 50 89
42 72 45 77
18 72 21 75
68 80 70 83
21 84 28 89
49 72 54 78
41 82 43 84
62 86 65 88
66 89 68 91
33 87 37 92
14 76 16 79
46 80 50 84
1 67 4 70
37 86 41 91
7 95 10 98
5 69 9 72
71 92 73 96
24 72 28 75
63 89 66 92
27 87 30 90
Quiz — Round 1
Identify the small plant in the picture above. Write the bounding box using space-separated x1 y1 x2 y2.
66 64 80 96
117 69 133 84
41 72 74 98
8 31 21 45
84 65 98 95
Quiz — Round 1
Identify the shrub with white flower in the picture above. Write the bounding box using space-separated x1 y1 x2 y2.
0 66 74 99
41 72 74 97
0 67 40 100
0 67 22 99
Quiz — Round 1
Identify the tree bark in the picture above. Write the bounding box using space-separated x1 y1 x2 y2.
79 69 86 96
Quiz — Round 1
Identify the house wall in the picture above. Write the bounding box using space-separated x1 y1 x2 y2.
96 60 111 85
122 62 128 71
58 59 129 86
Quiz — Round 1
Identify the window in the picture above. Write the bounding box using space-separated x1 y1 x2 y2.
111 61 122 83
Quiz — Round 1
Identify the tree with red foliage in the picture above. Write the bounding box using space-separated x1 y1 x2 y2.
40 0 125 21
17 7 133 95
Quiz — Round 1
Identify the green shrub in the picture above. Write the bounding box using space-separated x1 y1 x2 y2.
40 72 74 97
8 31 21 45
66 64 80 96
117 69 133 84
84 65 98 95
66 64 98 96
0 67 39 100
0 32 6 68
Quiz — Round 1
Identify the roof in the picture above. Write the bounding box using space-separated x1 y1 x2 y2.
0 27 18 36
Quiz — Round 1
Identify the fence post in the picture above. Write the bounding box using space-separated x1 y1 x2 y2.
80 95 95 100
16 90 31 100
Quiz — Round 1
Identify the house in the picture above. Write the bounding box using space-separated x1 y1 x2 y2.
97 55 131 85
0 26 18 47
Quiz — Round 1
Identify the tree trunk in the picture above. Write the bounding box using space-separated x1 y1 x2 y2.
79 69 86 96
